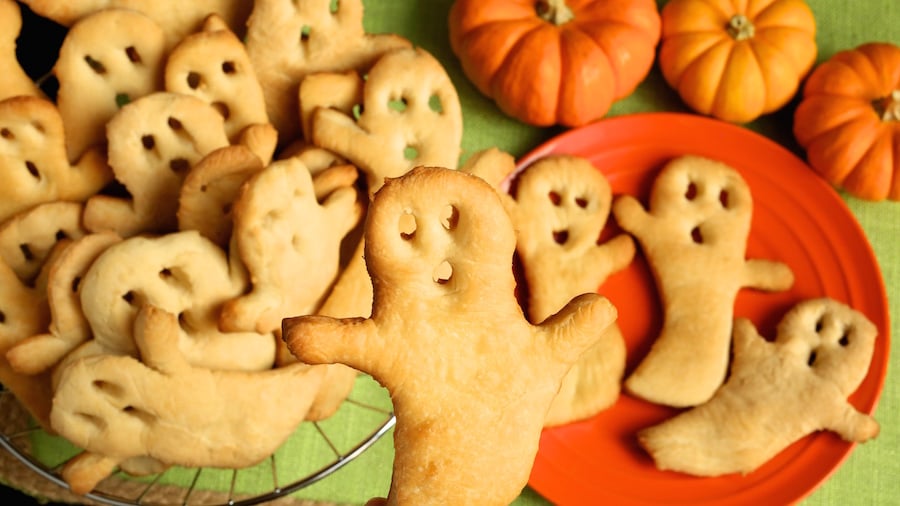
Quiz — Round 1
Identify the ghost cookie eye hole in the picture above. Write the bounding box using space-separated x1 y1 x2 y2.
685 181 698 200
125 46 142 64
0 127 13 139
441 204 459 230
221 61 237 74
388 97 408 112
839 327 851 346
428 94 443 114
84 54 106 74
548 190 562 206
186 72 202 89
719 188 730 208
25 160 40 180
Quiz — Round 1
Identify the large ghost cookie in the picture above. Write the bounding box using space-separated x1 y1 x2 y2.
283 166 617 505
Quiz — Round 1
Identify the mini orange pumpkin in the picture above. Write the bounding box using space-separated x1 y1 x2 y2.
658 0 817 123
448 0 661 127
794 42 900 201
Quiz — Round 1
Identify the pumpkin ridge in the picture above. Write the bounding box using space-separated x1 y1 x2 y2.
679 36 731 88
489 23 563 125
809 117 882 184
487 23 548 96
794 96 874 146
711 42 766 121
842 128 896 199
753 26 817 65
461 20 544 96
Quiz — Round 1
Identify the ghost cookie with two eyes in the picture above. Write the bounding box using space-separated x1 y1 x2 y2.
283 166 618 506
613 155 794 408
509 155 635 426
54 8 167 163
638 298 880 476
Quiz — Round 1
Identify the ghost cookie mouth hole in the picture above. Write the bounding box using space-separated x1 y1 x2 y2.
433 260 453 284
399 211 416 240
552 229 569 245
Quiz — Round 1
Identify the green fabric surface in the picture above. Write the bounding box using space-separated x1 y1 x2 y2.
9 1 898 505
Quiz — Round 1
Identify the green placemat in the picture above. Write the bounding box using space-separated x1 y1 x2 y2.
3 1 897 505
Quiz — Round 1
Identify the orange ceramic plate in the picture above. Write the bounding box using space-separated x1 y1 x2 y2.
519 113 890 506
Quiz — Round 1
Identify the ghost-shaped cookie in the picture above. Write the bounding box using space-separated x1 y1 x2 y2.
283 166 617 505
613 155 794 407
509 154 634 426
638 297 880 476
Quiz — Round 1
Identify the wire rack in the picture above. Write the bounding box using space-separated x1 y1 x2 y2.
0 380 395 506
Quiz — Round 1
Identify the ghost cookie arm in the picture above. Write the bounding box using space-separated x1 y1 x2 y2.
823 402 881 442
282 315 380 373
586 233 636 277
133 305 191 376
730 317 774 366
611 195 651 237
538 293 618 366
741 259 794 292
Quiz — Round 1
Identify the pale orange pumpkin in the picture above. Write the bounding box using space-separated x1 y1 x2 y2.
658 0 817 123
794 42 900 201
448 0 661 127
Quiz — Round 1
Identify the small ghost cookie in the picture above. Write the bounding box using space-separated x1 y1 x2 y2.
19 0 254 49
638 298 880 476
244 0 411 143
221 155 363 337
54 8 167 162
83 91 230 236
6 232 121 376
0 201 87 284
283 166 618 505
51 304 325 494
311 47 463 195
0 95 113 224
177 144 266 248
0 0 45 100
165 14 270 144
510 155 634 426
613 155 794 407
78 230 276 371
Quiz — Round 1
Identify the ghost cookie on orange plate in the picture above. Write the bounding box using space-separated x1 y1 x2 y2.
638 298 880 476
510 155 634 426
613 155 794 407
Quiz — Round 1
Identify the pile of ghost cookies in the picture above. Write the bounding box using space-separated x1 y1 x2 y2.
0 1 881 506
0 0 463 496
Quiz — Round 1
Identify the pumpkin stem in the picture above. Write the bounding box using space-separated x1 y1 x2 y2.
536 0 574 25
726 14 755 41
874 89 900 122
